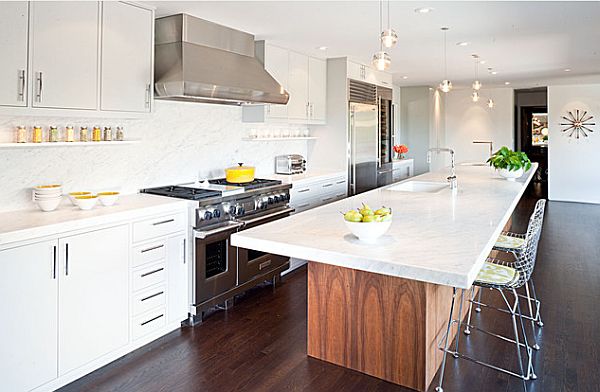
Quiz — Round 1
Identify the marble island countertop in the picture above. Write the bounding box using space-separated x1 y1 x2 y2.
0 194 191 246
232 164 538 288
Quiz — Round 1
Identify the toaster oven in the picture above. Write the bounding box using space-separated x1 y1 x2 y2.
275 154 306 175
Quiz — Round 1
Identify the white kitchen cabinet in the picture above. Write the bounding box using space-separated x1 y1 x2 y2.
347 59 392 88
0 2 29 107
0 240 58 391
31 1 99 110
288 51 310 120
167 234 188 323
308 57 327 122
58 224 129 375
289 173 347 213
101 1 153 113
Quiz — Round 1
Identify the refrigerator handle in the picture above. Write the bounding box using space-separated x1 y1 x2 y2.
377 99 381 168
349 108 357 195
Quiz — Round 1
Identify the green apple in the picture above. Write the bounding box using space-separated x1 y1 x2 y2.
344 211 363 222
359 207 374 216
361 215 377 222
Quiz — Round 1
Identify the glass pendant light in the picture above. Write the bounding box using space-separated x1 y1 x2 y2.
472 54 482 90
439 27 452 93
372 0 391 71
472 90 480 102
380 0 398 48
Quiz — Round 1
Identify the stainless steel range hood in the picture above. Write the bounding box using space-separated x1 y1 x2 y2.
154 14 289 106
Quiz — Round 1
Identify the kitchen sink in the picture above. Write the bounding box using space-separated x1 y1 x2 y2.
387 181 449 193
459 162 488 166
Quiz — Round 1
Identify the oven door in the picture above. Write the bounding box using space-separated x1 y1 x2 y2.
236 207 293 284
193 221 243 304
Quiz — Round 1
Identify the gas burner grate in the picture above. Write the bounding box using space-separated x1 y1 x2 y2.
208 178 282 190
141 186 221 201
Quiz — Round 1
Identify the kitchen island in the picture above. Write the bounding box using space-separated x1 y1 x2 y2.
231 164 537 391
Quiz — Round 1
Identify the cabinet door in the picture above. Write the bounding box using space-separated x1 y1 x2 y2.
287 51 309 120
31 1 99 109
101 2 153 112
347 61 363 81
0 240 58 391
58 225 129 375
167 234 188 323
264 44 288 119
308 57 326 122
0 2 28 107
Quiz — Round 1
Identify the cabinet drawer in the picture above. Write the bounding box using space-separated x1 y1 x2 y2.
132 240 167 268
133 212 186 243
132 261 166 292
132 285 166 316
132 307 166 340
291 199 315 213
290 184 313 200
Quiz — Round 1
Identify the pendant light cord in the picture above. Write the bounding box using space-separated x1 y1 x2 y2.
387 0 390 29
379 0 383 50
443 28 448 79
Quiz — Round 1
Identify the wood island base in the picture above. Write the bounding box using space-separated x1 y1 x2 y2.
307 262 472 392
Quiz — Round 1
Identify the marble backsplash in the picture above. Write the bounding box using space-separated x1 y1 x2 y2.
0 101 309 212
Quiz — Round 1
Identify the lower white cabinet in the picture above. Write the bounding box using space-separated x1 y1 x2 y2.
0 240 58 391
167 234 188 324
290 173 347 214
58 225 129 374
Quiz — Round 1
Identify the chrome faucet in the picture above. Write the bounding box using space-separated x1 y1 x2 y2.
473 140 494 159
427 147 457 189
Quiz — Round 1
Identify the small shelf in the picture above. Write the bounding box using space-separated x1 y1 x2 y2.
0 140 141 149
242 137 317 141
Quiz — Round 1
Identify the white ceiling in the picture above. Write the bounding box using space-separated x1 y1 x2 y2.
146 1 600 88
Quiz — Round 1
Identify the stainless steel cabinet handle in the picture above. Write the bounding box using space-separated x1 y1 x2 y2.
145 83 151 109
141 244 164 253
141 314 163 326
305 102 309 118
297 188 310 193
140 267 164 278
336 180 346 184
322 183 334 188
259 260 272 270
237 207 294 226
194 221 244 239
322 197 333 202
65 243 69 276
310 103 314 118
182 238 186 264
35 72 43 102
267 104 271 115
297 203 310 209
152 218 174 226
53 245 57 280
140 291 164 302
17 69 25 101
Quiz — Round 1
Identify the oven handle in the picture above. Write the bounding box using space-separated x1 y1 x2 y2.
236 207 295 227
193 222 244 239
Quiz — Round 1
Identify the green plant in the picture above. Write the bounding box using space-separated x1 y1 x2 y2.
487 146 532 172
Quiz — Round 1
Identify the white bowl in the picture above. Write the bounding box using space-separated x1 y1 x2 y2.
34 192 62 198
498 167 524 181
345 219 392 243
97 192 119 206
75 195 98 210
36 196 62 212
68 192 92 205
34 185 62 194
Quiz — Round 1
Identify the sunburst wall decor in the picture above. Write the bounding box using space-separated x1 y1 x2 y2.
560 109 595 139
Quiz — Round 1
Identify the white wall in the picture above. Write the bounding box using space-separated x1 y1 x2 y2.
0 101 309 212
445 88 514 163
548 84 600 204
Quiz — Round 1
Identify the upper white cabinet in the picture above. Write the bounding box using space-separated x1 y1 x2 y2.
0 1 154 116
31 1 99 110
101 2 153 113
58 225 129 375
0 240 58 391
0 2 29 107
243 42 326 124
347 60 392 88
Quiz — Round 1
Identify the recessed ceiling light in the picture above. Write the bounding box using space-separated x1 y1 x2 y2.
414 7 434 13
491 71 498 75
456 42 469 47
505 81 511 85
564 68 571 72
479 60 486 65
317 46 328 51
402 76 409 79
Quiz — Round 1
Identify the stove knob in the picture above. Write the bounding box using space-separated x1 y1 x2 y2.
268 197 274 205
229 205 236 215
235 204 245 216
213 209 221 218
284 193 291 201
273 195 280 203
204 211 213 220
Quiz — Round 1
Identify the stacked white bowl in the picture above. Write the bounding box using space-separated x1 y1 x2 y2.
33 185 63 212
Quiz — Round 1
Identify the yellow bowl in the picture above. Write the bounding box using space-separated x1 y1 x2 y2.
36 184 61 189
98 192 120 206
74 195 98 210
97 192 119 196
68 191 92 206
75 195 98 200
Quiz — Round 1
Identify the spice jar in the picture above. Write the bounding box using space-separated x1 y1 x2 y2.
92 126 102 142
103 127 112 141
16 126 27 143
115 126 124 141
80 126 89 142
48 126 59 142
65 125 74 142
33 126 43 143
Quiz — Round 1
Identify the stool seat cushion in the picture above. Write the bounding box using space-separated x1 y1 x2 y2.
475 262 519 286
495 234 525 249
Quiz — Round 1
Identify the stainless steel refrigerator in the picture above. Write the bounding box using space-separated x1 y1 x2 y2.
348 102 378 195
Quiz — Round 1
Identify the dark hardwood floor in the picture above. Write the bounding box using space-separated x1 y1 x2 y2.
60 188 600 392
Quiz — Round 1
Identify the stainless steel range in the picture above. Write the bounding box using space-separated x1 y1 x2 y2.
142 178 293 324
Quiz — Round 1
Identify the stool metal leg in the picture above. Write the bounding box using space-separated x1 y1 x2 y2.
475 287 482 312
529 278 544 327
502 289 528 391
515 288 536 380
453 289 465 357
436 287 457 392
524 282 540 350
464 286 475 335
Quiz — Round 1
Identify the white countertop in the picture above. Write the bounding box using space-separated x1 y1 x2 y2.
0 194 190 246
271 169 346 184
232 164 537 288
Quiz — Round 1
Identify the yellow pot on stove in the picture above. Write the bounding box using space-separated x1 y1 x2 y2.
225 163 255 184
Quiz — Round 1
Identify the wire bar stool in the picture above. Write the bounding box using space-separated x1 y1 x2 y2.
435 200 545 392
466 199 547 351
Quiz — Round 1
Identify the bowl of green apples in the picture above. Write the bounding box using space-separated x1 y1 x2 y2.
343 203 392 243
